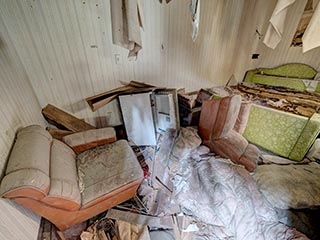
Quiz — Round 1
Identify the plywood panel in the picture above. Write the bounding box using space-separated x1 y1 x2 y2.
0 10 45 240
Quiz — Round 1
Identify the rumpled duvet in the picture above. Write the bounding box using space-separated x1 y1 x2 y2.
170 129 308 239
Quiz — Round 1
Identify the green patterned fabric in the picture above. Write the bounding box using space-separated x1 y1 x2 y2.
243 105 308 158
248 75 307 91
289 113 320 160
244 63 320 93
259 63 317 79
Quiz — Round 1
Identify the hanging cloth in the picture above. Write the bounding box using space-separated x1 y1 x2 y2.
263 0 296 49
190 0 200 41
110 0 144 60
303 1 320 52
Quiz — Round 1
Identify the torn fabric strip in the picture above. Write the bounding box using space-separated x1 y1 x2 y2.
110 0 144 60
263 0 296 49
303 1 320 52
190 0 200 41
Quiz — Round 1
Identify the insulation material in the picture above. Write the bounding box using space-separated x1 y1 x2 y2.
116 220 150 240
168 128 308 239
303 1 320 52
172 157 308 239
263 0 296 49
110 0 144 59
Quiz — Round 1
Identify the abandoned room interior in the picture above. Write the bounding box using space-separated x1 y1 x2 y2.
0 0 320 239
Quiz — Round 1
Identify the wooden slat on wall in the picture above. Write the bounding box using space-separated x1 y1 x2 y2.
0 10 45 240
0 0 246 128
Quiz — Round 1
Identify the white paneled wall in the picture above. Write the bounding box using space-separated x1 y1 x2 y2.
0 10 45 240
1 0 320 238
0 0 246 127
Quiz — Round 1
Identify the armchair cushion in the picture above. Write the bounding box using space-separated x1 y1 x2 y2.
0 125 51 199
233 102 252 134
199 95 259 172
62 128 116 154
212 95 241 139
77 140 143 207
41 140 81 211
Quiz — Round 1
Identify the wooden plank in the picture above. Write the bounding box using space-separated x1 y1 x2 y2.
42 104 95 132
86 85 135 111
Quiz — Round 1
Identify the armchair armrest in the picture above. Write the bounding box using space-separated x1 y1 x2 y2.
62 127 117 153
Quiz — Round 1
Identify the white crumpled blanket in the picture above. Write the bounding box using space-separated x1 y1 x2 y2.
170 137 307 239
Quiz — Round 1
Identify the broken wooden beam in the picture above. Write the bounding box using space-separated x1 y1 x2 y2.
42 104 95 132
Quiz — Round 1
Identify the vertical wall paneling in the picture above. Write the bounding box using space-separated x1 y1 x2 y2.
1 0 320 238
0 8 45 239
0 0 247 128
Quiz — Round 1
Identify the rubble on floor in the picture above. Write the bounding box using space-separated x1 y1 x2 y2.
37 81 318 239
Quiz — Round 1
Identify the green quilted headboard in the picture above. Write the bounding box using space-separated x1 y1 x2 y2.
244 63 320 93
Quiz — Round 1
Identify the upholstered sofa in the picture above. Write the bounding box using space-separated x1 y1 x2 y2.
0 125 144 230
198 95 260 172
243 105 320 161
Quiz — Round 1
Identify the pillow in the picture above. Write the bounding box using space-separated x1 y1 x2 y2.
62 128 116 154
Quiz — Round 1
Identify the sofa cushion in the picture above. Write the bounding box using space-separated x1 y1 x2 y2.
62 128 116 153
199 95 242 141
41 140 81 210
233 102 252 134
212 95 241 139
243 105 308 159
6 125 52 175
0 125 51 199
77 140 143 207
0 169 50 199
209 130 249 161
